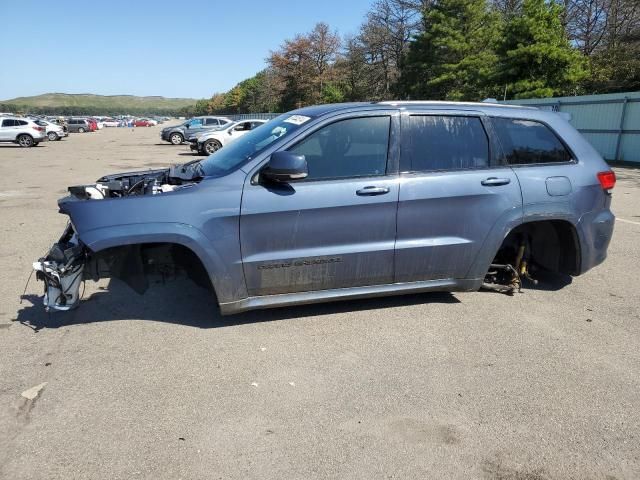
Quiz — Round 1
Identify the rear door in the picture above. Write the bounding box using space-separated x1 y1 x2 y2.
395 110 523 283
240 111 400 296
490 116 580 219
0 119 16 140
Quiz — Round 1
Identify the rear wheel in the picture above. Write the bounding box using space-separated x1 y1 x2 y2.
203 139 222 155
48 131 59 141
17 134 34 147
78 127 85 133
170 132 183 145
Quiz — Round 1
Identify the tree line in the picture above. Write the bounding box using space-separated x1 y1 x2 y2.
0 104 183 117
182 0 639 116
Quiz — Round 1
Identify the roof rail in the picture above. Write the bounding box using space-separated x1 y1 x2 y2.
374 100 537 110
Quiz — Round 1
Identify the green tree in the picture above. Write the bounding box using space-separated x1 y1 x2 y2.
401 0 500 101
496 0 587 99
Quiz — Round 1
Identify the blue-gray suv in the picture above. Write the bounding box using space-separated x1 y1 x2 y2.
33 102 616 315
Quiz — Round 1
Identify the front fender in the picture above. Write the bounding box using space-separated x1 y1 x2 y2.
79 222 247 303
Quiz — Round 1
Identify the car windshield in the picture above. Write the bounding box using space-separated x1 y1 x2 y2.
198 113 312 177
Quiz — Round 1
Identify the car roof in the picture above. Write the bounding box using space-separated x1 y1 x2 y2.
289 100 538 118
1 116 35 122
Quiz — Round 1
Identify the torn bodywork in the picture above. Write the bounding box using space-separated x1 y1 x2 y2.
34 224 212 312
33 225 86 311
33 164 207 312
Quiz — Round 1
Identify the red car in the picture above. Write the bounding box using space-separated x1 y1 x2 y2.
134 119 152 127
86 118 98 131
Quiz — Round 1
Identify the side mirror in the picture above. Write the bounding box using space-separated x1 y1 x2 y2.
262 151 308 182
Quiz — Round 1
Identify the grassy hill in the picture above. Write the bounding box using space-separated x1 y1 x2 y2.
0 93 199 115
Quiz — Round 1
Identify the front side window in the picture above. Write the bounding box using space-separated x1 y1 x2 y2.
198 113 313 177
2 119 17 127
492 117 572 165
234 122 252 131
288 116 391 181
407 115 489 172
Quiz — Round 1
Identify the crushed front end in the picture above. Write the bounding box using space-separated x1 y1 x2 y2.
33 224 87 311
31 163 204 312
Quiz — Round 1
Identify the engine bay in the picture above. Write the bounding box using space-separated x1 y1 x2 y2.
67 163 202 200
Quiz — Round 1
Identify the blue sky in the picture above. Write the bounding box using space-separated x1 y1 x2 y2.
0 0 374 100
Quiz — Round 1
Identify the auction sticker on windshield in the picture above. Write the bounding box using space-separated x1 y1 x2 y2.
283 115 311 125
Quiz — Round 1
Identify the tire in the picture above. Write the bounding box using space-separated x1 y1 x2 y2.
17 134 34 148
48 132 59 141
170 132 183 145
78 127 85 133
204 139 222 155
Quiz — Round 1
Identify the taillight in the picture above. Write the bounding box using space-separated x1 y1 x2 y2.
597 171 616 191
34 126 44 132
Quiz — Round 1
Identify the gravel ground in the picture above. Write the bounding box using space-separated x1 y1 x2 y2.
1 125 639 480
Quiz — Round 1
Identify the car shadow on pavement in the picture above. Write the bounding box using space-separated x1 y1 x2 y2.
15 278 460 332
523 271 573 291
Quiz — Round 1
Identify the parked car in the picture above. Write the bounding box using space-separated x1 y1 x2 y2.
102 118 120 127
134 118 155 127
191 119 267 155
32 101 616 315
36 120 68 141
67 118 91 133
0 116 47 147
160 116 231 145
45 118 69 134
86 118 98 131
88 118 104 129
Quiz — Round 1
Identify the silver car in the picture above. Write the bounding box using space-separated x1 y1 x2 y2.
0 117 47 147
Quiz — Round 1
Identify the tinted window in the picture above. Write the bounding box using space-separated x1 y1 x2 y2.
288 116 390 180
204 118 218 125
17 120 28 125
492 118 572 165
2 119 17 127
408 116 489 172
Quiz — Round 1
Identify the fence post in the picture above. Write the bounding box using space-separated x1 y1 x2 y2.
614 97 629 162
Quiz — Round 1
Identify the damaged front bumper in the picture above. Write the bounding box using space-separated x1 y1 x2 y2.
33 225 87 312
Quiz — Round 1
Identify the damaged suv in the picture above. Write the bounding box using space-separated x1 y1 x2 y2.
33 102 616 315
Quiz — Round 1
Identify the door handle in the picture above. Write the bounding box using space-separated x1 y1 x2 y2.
481 177 511 187
356 186 390 196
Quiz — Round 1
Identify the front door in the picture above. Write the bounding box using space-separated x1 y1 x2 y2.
240 112 400 296
395 111 523 283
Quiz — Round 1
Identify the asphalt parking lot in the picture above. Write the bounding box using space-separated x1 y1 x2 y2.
1 126 639 480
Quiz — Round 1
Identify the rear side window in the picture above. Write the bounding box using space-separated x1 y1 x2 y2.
289 116 391 180
17 120 28 125
204 118 218 125
407 116 489 172
492 118 572 165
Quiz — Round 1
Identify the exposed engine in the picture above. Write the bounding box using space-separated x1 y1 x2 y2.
67 163 201 200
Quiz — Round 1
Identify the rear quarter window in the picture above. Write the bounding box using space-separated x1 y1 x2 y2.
492 117 572 165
